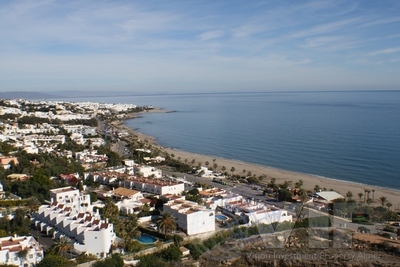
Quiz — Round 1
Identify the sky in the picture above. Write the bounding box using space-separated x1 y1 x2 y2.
1 0 400 93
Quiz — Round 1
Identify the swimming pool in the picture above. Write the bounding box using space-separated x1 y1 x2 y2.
215 214 229 221
135 233 157 244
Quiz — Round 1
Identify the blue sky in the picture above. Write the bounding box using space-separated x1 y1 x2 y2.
1 0 400 93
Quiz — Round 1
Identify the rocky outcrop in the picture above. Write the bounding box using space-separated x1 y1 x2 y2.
197 228 400 267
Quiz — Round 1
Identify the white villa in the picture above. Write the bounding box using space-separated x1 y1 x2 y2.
134 165 162 178
163 198 215 236
0 235 43 267
223 199 292 225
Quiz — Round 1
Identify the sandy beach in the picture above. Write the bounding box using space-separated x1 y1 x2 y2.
116 111 400 208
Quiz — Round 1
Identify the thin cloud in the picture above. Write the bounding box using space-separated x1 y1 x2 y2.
368 47 400 56
291 17 361 39
199 30 224 41
360 17 400 27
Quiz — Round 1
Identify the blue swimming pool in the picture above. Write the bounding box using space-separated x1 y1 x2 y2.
135 233 157 244
215 214 229 221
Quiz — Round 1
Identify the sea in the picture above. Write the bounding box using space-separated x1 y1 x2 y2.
52 91 400 190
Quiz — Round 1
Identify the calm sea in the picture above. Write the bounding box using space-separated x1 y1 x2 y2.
53 91 400 190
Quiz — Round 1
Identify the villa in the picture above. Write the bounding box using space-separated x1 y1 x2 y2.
163 199 215 235
0 235 43 267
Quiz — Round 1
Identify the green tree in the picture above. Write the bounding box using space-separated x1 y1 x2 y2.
92 254 124 267
102 199 119 223
25 196 41 213
36 254 72 267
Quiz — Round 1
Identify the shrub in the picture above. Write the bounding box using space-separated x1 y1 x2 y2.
383 226 395 233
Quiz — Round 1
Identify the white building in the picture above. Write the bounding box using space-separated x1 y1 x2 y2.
314 191 345 204
33 187 116 258
163 199 215 235
0 235 43 267
121 177 185 196
134 165 162 178
223 199 292 225
49 186 91 207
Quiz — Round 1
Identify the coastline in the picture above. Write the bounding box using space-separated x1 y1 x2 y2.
117 111 400 208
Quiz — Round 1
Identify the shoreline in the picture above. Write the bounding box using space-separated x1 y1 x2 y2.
117 111 400 207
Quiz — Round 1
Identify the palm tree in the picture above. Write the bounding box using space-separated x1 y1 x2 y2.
230 167 235 176
365 189 371 201
346 191 353 201
205 161 209 168
380 196 387 207
371 189 375 202
295 180 304 189
191 159 195 165
52 236 72 257
213 163 218 171
386 202 392 210
102 199 119 223
157 212 177 237
221 166 226 173
358 193 363 203
125 214 140 238
363 189 367 202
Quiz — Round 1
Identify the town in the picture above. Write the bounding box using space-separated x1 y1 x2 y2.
0 98 398 267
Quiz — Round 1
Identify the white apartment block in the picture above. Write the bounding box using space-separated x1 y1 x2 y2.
33 186 115 258
163 199 215 236
23 134 65 144
0 235 43 267
121 177 185 196
33 204 115 258
83 171 127 185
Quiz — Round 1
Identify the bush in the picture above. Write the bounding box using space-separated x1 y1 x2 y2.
158 245 182 261
136 254 166 267
380 233 392 239
383 226 395 233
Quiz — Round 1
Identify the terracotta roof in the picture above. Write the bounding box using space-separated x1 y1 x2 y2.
112 187 140 197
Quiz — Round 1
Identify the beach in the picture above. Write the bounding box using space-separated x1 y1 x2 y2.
116 111 400 208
